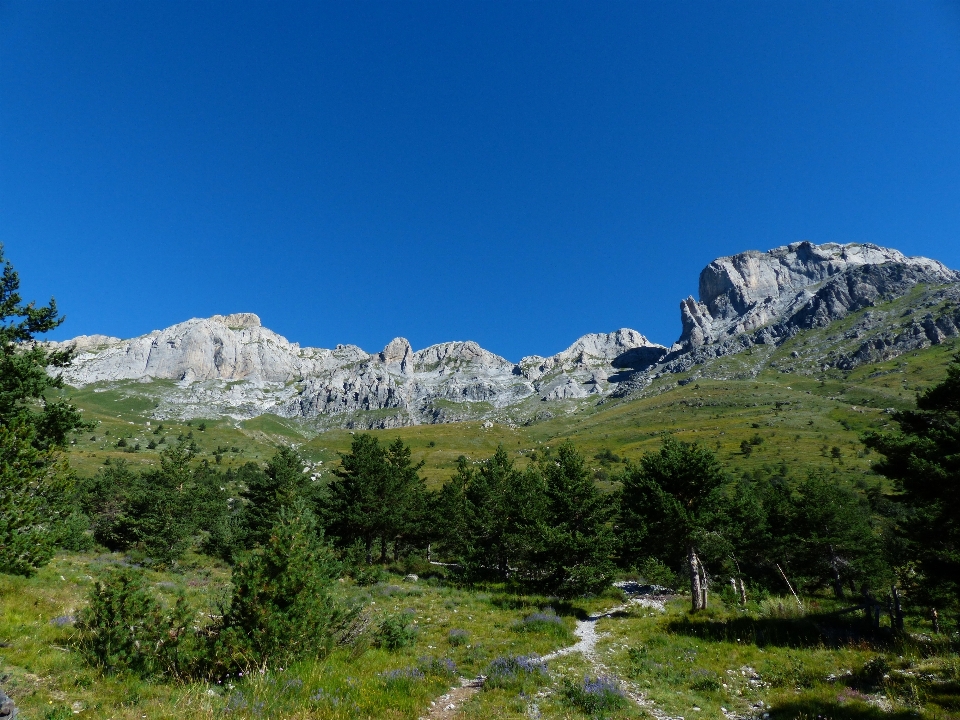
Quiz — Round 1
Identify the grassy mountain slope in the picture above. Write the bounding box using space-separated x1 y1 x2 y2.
58 285 959 489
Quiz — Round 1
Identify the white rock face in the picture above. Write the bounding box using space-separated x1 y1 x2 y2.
678 242 958 349
51 315 664 426
54 241 953 426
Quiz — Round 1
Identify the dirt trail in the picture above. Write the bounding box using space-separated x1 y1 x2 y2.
421 583 670 719
422 676 484 720
541 583 667 665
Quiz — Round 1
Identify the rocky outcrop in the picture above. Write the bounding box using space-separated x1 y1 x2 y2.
676 242 956 351
52 318 663 427
0 687 17 718
612 242 960 397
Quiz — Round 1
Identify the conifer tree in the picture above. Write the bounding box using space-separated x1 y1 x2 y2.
619 437 727 610
382 436 427 561
537 441 615 596
865 353 960 620
464 445 545 579
327 433 389 563
764 472 882 598
434 455 474 560
217 500 342 668
239 446 314 549
0 246 88 574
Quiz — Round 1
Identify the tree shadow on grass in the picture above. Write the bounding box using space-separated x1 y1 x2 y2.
486 593 584 619
768 697 919 720
665 613 894 649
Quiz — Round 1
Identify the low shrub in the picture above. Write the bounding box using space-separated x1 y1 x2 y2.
853 655 890 691
74 566 194 677
689 667 722 691
418 655 458 679
447 628 469 646
515 607 569 638
636 557 677 589
352 564 386 586
382 666 425 691
376 612 418 650
485 654 548 691
561 675 629 717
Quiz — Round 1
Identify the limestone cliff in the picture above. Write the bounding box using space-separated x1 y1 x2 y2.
51 241 960 426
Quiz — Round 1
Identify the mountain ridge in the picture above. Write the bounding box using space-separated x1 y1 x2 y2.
51 241 960 428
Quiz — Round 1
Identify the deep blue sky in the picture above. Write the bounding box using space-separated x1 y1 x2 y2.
3 2 960 361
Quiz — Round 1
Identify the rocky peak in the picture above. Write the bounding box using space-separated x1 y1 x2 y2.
679 242 958 350
413 341 513 372
379 337 413 373
211 312 262 329
517 329 666 381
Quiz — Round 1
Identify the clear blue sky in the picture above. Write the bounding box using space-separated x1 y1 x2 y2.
3 2 960 361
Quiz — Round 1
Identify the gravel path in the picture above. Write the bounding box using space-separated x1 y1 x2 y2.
422 583 672 719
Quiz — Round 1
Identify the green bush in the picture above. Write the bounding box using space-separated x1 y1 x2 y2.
485 654 549 691
215 501 343 671
514 607 571 639
56 510 94 552
353 564 386 586
561 675 629 718
448 628 469 646
75 566 193 676
376 612 418 650
636 556 677 588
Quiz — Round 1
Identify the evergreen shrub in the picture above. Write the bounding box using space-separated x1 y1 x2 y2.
376 611 419 650
75 566 193 676
214 501 342 671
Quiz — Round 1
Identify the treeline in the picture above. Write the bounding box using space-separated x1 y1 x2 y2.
67 399 946 621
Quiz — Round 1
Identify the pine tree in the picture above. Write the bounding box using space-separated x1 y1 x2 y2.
217 500 342 669
864 353 960 620
464 445 545 580
537 441 615 596
382 437 427 561
0 246 88 574
239 446 314 549
619 436 727 610
434 455 474 560
327 433 389 563
765 472 882 598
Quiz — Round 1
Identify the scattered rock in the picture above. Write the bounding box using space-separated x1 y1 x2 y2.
0 687 17 718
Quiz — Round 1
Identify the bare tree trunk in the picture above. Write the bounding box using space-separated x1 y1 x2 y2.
688 546 705 612
828 545 845 599
776 563 803 611
731 558 747 605
931 608 940 634
891 586 903 632
699 557 709 609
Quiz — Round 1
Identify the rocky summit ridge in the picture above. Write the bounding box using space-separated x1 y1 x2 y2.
52 313 665 427
52 242 960 428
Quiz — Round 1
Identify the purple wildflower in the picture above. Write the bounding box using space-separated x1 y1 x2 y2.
486 654 548 689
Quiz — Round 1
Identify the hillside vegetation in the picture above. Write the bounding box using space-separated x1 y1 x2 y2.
60 304 960 488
